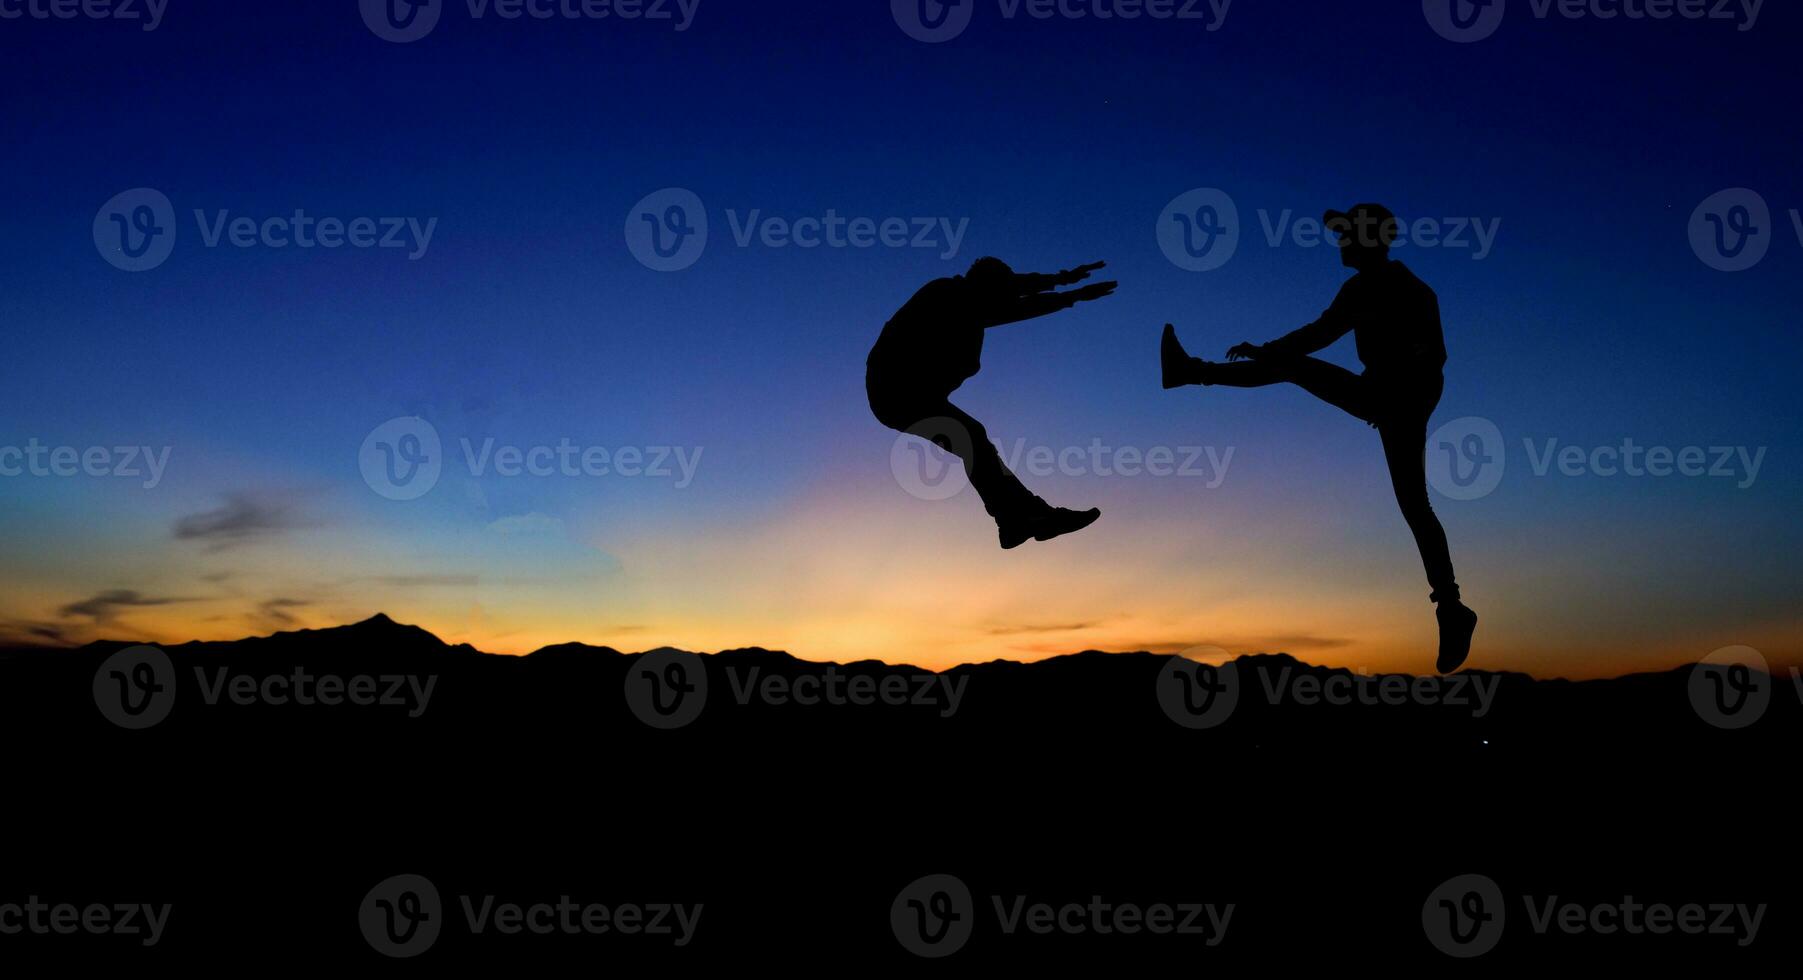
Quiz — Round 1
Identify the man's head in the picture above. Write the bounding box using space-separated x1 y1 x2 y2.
965 256 1014 286
1324 203 1398 271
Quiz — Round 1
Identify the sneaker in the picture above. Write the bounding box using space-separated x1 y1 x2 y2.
999 507 1101 549
1436 602 1478 674
1162 324 1204 389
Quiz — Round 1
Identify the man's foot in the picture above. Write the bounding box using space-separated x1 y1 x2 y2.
999 507 1101 549
1162 324 1204 389
1436 602 1478 674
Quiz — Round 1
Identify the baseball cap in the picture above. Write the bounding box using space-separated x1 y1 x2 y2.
1323 203 1399 248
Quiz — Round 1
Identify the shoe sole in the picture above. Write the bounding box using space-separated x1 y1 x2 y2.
1437 613 1478 674
1000 510 1101 550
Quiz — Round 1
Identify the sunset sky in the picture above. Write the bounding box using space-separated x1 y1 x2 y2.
3 1 1799 678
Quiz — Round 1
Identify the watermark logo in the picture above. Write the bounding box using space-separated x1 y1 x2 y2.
628 190 972 269
93 188 177 272
361 874 700 951
1156 647 1237 729
890 417 976 501
892 874 975 958
894 0 1232 42
1427 416 1506 500
361 0 442 42
893 0 974 42
1423 0 1506 42
92 645 176 729
626 187 709 271
893 873 1232 956
1426 0 1762 42
1690 188 1771 272
1423 873 1506 957
361 417 443 501
361 0 697 42
1688 645 1769 730
1160 192 1499 270
361 874 443 958
624 650 708 729
1430 418 1765 499
0 0 168 30
93 648 438 729
96 189 438 270
360 420 703 499
890 421 1234 501
1425 873 1766 955
1158 188 1240 272
1158 651 1501 726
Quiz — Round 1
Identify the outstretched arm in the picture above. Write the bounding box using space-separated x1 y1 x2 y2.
978 280 1118 328
1007 261 1108 296
1225 293 1353 360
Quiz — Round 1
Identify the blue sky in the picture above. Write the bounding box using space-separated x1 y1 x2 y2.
1 0 1798 675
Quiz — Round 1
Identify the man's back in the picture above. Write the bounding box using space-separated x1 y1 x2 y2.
867 277 987 396
1337 261 1448 375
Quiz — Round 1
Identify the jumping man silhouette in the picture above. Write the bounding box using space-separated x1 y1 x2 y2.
870 257 1117 549
1160 204 1479 673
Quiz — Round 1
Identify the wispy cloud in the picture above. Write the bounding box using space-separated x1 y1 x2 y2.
486 512 565 536
255 597 312 627
987 622 1098 636
368 574 479 588
173 492 311 549
58 589 194 624
0 618 73 646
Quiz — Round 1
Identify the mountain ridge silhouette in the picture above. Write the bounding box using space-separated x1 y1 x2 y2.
6 614 1795 968
16 612 1767 688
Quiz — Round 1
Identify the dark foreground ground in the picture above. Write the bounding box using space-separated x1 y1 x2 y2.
2 615 1796 968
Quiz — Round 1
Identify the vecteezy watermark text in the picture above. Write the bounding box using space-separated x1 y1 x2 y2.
92 645 437 729
890 874 1232 958
1157 189 1500 272
624 188 971 271
622 651 967 729
360 417 702 500
1423 874 1765 958
0 897 172 947
0 440 170 489
0 0 168 30
1425 416 1768 500
94 188 437 271
1157 649 1502 729
360 0 700 43
893 0 1234 44
892 421 1231 502
1424 0 1763 44
360 874 700 958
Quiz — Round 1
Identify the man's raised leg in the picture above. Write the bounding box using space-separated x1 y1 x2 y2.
921 402 1100 549
1163 325 1371 421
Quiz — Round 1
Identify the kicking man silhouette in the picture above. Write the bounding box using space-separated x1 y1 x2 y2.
870 257 1117 549
1160 204 1479 673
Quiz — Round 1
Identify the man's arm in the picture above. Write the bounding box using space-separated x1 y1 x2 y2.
977 280 1118 329
1229 287 1354 360
1008 261 1107 296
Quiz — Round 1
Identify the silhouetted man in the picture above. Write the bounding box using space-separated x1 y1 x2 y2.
870 257 1116 549
1160 204 1479 673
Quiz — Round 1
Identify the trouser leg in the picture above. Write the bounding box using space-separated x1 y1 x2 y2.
1201 356 1373 421
912 401 1046 524
1380 421 1460 602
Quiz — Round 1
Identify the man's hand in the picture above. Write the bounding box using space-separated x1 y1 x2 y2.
1225 342 1265 361
1056 261 1107 286
1065 280 1118 304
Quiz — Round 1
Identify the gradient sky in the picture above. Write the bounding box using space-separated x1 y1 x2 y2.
2 0 1799 677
